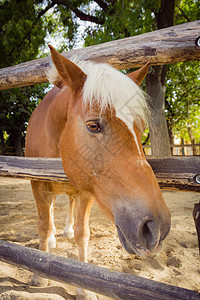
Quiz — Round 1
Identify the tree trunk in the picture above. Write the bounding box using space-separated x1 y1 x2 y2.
181 137 185 156
11 130 23 156
0 129 6 155
146 65 171 156
187 126 198 155
146 0 175 157
165 99 174 155
168 125 174 155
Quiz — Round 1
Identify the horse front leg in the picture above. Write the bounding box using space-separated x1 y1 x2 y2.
64 194 76 239
30 181 55 286
49 196 57 249
74 192 97 300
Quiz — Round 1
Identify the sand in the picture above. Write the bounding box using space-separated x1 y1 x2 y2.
0 177 200 299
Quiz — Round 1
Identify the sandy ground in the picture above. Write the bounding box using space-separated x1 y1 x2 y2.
0 177 200 299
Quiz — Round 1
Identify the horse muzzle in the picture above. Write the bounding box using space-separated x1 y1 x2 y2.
114 208 171 257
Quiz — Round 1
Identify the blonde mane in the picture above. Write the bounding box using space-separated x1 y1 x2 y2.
47 59 148 127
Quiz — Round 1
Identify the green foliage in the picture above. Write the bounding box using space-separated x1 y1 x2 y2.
0 0 51 152
166 61 200 142
165 0 200 143
174 0 200 24
84 0 156 46
0 83 48 147
0 0 46 67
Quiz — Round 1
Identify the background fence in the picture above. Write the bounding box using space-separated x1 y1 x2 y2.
1 144 200 156
143 144 200 156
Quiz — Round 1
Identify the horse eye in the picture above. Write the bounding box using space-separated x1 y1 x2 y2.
86 121 103 133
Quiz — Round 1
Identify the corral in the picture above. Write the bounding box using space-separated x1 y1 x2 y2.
0 21 200 299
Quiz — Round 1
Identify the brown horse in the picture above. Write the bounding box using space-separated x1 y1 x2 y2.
25 45 171 299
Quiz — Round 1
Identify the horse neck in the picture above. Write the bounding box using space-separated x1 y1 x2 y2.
44 87 71 157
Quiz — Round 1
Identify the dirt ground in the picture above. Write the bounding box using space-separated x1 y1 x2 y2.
0 177 200 299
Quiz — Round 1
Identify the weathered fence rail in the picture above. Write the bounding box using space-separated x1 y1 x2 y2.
0 21 199 90
0 240 199 300
0 155 200 192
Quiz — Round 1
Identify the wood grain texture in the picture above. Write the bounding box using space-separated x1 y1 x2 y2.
0 156 68 182
0 156 200 192
193 202 200 254
0 240 199 300
0 21 199 90
148 157 200 192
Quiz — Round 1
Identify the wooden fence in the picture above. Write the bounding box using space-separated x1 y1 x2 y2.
143 144 200 156
1 143 200 156
0 156 200 192
0 21 200 299
0 21 200 90
0 240 200 300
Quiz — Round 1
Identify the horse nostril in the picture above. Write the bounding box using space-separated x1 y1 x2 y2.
141 220 159 251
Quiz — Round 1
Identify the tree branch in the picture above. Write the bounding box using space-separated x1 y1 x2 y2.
142 132 150 146
8 0 104 60
54 0 104 25
37 2 56 19
72 7 104 24
7 2 56 60
93 0 108 11
165 98 174 117
178 7 191 22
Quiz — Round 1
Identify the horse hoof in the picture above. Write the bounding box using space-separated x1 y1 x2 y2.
63 229 74 239
30 274 48 287
48 232 57 250
76 288 97 300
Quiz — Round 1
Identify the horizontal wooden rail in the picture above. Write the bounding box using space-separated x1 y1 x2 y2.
0 156 200 192
142 144 200 148
0 240 199 300
0 21 200 90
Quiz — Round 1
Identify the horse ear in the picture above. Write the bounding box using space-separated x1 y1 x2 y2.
48 45 86 92
127 63 150 86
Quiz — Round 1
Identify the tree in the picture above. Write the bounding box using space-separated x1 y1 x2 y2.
166 61 200 155
143 0 174 156
165 0 200 155
0 0 50 68
0 85 47 155
0 0 53 155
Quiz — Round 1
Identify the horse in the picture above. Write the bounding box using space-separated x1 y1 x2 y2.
25 45 171 300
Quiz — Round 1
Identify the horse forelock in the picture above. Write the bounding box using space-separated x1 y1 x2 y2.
46 59 148 129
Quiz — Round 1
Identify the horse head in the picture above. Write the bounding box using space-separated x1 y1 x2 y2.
47 45 171 257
